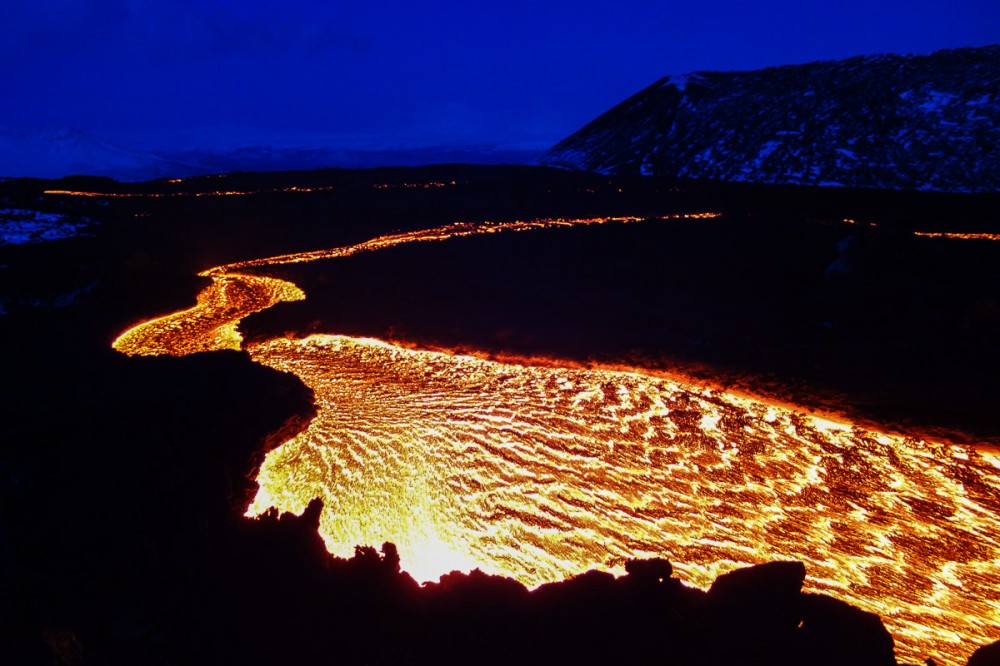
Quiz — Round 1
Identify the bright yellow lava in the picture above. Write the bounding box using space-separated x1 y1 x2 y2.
113 213 999 666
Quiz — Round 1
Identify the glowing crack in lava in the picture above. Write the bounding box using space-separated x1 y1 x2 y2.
113 213 999 666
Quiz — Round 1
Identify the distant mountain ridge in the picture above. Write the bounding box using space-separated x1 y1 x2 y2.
0 127 196 181
542 45 1000 192
0 126 543 182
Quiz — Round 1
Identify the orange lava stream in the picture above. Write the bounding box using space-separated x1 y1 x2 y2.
913 231 1000 241
112 272 305 356
113 214 999 666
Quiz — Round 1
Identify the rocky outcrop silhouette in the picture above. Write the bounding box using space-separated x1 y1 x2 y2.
968 640 1000 666
238 501 905 666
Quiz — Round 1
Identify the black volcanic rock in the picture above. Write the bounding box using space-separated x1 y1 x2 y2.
969 640 1000 666
624 556 673 582
702 561 807 662
795 593 897 666
543 45 1000 192
706 560 807 604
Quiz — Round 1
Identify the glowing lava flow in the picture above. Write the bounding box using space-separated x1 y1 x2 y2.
114 214 999 666
113 272 305 356
914 231 1000 241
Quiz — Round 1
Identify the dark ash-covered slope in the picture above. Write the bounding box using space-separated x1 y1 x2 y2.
543 45 1000 192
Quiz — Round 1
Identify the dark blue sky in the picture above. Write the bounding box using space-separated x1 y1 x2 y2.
2 0 998 150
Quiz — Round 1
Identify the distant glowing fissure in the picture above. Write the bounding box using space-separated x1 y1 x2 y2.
113 211 1000 666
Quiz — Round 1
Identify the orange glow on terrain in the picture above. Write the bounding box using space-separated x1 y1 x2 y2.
113 213 1000 666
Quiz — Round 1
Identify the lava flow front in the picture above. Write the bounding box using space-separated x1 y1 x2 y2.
114 214 1000 666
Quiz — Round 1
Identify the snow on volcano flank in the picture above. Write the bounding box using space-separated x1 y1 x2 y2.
543 45 1000 192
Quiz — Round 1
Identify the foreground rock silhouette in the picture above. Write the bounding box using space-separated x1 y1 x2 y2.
968 641 1000 666
184 496 905 666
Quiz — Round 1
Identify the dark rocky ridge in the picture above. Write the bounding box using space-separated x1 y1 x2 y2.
543 45 1000 193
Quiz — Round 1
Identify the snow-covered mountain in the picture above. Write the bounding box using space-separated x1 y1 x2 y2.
0 126 544 182
542 45 1000 192
0 127 198 181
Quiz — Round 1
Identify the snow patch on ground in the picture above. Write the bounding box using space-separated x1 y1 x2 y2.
667 75 690 92
547 147 590 170
752 141 782 168
0 209 92 246
693 147 714 163
661 73 703 92
917 90 958 113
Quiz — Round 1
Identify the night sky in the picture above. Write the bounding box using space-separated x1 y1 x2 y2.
2 0 998 151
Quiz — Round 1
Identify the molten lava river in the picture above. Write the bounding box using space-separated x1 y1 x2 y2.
113 215 1000 665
